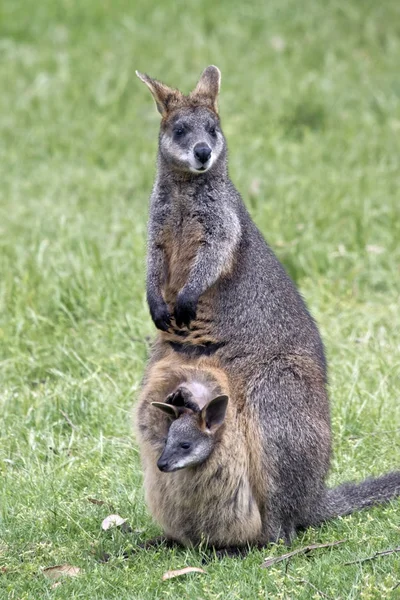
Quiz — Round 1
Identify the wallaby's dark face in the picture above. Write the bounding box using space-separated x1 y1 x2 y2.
136 66 225 174
159 107 224 174
151 392 229 473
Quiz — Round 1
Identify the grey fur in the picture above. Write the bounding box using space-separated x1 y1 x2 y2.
153 393 229 473
136 66 400 548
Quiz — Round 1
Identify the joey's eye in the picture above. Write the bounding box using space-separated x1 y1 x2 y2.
209 126 216 137
180 442 191 450
174 126 185 137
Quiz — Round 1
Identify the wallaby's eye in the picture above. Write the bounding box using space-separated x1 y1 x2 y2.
174 126 185 137
209 126 217 137
180 442 191 450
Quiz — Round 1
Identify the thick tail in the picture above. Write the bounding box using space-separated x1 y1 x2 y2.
306 471 400 527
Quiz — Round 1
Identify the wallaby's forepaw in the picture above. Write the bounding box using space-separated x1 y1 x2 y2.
148 298 171 331
174 291 198 328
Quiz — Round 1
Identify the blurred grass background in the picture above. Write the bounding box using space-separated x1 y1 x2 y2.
0 0 399 598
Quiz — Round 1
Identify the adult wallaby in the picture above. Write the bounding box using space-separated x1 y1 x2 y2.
136 66 400 546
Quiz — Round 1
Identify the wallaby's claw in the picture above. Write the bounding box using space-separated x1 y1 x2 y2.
174 291 198 328
149 299 171 331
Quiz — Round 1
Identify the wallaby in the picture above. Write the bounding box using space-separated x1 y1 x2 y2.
135 359 264 549
135 66 400 547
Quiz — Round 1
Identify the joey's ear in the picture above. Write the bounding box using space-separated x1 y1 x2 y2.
191 65 221 113
165 387 191 407
151 402 180 420
136 71 180 116
201 394 228 431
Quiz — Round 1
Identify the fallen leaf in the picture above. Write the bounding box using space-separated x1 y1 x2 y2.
162 566 206 581
51 582 62 589
87 497 106 506
101 514 126 530
261 539 346 568
42 564 81 580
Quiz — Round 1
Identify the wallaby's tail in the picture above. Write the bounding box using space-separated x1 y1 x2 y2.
306 472 400 527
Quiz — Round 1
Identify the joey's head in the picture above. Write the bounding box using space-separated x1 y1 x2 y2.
151 389 228 473
136 66 225 174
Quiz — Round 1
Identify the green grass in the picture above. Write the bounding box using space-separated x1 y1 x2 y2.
1 0 400 597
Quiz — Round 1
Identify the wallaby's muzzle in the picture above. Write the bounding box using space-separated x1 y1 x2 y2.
194 143 212 165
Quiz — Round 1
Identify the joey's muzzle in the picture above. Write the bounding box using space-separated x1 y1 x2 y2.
157 457 169 472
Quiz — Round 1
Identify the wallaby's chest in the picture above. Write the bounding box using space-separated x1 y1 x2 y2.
161 203 204 297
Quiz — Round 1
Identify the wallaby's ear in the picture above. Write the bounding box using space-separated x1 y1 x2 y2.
136 71 179 116
201 394 228 431
191 65 221 113
151 402 180 420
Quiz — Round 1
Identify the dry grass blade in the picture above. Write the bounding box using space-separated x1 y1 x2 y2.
261 540 346 568
42 564 81 580
344 546 400 566
162 567 206 581
60 410 77 429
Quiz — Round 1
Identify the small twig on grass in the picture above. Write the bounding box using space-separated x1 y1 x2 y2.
392 582 400 591
261 540 346 568
60 410 77 430
344 546 400 566
286 575 333 600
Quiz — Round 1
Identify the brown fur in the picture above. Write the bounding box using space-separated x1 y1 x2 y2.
134 360 267 547
157 199 236 348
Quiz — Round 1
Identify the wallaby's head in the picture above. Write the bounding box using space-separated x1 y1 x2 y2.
136 66 225 174
151 387 229 473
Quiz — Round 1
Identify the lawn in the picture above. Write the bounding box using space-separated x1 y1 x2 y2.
1 0 400 597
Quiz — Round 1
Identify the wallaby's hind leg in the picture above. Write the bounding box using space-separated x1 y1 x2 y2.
246 359 331 543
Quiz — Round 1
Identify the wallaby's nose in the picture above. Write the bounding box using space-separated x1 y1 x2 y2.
194 143 212 165
157 458 169 472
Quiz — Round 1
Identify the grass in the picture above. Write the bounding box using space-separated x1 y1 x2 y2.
1 0 400 597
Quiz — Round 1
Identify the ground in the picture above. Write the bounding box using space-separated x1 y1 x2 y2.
1 0 400 598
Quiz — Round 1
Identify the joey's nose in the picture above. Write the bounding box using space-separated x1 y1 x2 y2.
194 143 212 165
157 458 169 472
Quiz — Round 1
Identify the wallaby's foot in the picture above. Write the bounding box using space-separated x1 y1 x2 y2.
137 536 179 550
264 521 296 547
148 298 171 332
203 546 249 562
174 290 198 328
